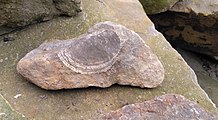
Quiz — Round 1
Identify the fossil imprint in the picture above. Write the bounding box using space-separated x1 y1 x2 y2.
58 30 123 74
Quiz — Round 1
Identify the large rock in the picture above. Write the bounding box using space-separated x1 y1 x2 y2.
17 21 164 90
0 0 81 35
102 94 218 120
148 0 218 59
139 0 179 14
0 0 217 119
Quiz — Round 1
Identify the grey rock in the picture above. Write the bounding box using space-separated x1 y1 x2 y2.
3 34 16 42
101 94 218 120
176 48 218 106
53 0 82 16
0 0 81 35
169 0 218 15
16 21 164 90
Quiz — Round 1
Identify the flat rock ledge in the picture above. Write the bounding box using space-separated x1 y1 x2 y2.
101 94 218 120
16 21 164 90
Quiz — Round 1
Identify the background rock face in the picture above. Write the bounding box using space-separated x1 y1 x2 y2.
17 22 164 90
0 0 81 35
0 0 217 119
169 0 218 15
102 94 218 120
139 0 179 14
148 0 218 59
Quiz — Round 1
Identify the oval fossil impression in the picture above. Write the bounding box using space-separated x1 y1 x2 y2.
58 30 122 74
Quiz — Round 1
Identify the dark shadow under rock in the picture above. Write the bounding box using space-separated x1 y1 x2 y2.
148 11 218 59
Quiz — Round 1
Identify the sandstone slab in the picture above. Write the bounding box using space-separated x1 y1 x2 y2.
16 21 164 90
101 94 218 120
0 0 217 119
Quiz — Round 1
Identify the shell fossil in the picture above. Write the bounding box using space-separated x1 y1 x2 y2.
58 29 123 74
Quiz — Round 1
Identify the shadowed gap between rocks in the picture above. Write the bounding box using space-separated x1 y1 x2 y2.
148 11 218 58
147 10 218 106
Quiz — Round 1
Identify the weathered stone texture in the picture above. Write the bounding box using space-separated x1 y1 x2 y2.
1 0 217 119
139 0 179 14
101 94 218 120
0 0 81 35
170 0 218 16
16 21 164 90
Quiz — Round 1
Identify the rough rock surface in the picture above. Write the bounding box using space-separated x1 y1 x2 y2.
169 0 218 15
0 0 217 119
176 48 218 106
139 0 179 14
0 0 81 35
149 0 218 59
101 94 218 120
16 21 164 90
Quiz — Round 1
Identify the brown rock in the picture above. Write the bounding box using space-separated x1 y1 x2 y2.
101 94 218 120
148 0 218 59
16 21 164 90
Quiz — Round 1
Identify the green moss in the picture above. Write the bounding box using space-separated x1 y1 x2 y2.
0 95 27 120
139 0 179 14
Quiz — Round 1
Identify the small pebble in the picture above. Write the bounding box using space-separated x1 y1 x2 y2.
3 34 16 42
14 94 22 99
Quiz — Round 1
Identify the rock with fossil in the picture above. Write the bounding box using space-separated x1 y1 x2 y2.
16 21 164 90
